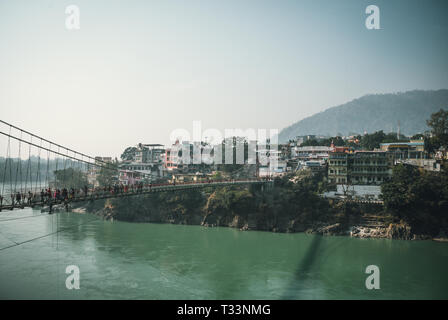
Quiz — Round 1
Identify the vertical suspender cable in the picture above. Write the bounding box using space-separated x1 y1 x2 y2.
55 146 59 189
71 151 75 190
14 130 23 197
62 148 68 190
2 126 11 202
45 143 51 191
8 127 13 204
25 135 32 195
19 131 24 195
36 138 42 193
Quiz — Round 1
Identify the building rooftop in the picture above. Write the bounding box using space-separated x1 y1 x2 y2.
380 142 424 146
294 146 333 151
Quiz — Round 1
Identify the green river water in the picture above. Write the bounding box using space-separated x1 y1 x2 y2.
0 208 447 299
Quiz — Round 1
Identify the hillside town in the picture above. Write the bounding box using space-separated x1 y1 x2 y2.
88 111 448 203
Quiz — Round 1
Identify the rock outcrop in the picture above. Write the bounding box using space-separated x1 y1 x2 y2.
386 223 413 240
67 193 442 241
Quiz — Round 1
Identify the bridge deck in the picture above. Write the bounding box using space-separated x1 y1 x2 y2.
0 179 272 212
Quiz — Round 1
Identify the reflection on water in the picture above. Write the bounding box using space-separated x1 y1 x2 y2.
0 208 447 299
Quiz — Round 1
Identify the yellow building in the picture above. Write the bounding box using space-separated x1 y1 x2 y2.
379 140 425 159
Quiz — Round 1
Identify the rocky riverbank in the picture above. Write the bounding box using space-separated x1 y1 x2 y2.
54 171 447 242
349 224 431 240
63 199 446 242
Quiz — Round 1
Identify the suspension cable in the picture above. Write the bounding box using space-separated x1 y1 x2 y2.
0 130 118 172
0 119 112 167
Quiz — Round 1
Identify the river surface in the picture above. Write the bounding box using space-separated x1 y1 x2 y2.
0 208 447 299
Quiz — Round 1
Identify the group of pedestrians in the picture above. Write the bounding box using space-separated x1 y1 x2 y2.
9 190 38 206
8 186 87 207
100 182 147 195
39 187 78 202
3 179 207 208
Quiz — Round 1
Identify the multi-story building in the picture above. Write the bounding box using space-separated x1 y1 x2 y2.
328 152 349 184
292 146 333 160
328 151 393 185
135 143 165 163
88 156 113 187
395 159 441 172
350 151 393 185
165 140 181 171
379 139 425 159
257 149 287 177
119 143 165 184
300 160 327 174
164 140 216 172
118 161 164 184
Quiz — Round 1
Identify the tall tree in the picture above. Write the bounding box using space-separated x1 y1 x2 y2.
54 168 88 189
120 147 138 161
97 162 118 187
427 109 448 149
360 131 386 150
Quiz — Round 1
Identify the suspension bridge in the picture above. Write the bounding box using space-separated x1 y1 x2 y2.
0 120 272 213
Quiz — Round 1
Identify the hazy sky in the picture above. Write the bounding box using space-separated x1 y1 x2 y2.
1 0 448 157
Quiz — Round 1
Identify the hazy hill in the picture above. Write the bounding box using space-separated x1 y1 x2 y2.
278 89 448 142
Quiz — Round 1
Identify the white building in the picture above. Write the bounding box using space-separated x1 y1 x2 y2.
291 146 333 160
257 149 286 177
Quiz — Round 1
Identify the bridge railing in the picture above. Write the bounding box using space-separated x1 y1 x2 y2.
0 177 273 211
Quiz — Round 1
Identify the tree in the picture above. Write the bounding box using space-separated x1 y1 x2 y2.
330 136 346 146
120 147 138 161
299 138 321 147
381 164 448 235
411 133 425 140
427 108 448 149
54 168 88 189
299 136 345 147
382 132 408 143
97 162 118 187
360 131 386 150
427 109 448 137
381 164 419 214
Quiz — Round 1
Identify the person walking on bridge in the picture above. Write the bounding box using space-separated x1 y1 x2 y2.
46 188 51 203
28 191 33 205
62 188 68 200
15 192 21 206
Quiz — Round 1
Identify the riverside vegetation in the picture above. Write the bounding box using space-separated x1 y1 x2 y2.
72 164 448 241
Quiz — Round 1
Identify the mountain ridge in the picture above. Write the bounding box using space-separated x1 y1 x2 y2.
278 89 448 142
